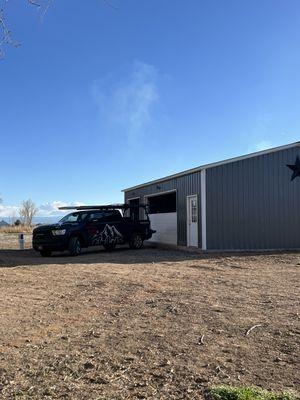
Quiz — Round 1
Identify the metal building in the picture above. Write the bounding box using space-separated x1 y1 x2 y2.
123 142 300 251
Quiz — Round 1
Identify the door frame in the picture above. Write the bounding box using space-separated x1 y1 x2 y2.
126 196 140 201
186 194 199 247
144 189 177 199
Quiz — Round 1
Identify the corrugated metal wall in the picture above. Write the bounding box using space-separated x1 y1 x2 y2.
206 146 300 249
125 172 203 247
125 145 300 250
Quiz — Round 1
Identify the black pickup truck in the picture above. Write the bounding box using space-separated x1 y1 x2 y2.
32 204 155 257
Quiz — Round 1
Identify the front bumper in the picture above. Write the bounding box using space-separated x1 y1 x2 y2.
32 235 69 252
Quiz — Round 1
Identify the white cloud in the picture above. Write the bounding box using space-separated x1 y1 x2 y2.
37 201 85 216
249 140 273 152
0 201 85 218
0 204 19 218
248 134 299 154
92 60 159 144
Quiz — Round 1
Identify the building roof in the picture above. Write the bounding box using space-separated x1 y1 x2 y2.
123 141 300 192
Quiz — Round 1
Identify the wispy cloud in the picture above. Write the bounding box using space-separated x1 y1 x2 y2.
249 140 273 152
248 132 299 154
246 113 300 154
92 60 159 144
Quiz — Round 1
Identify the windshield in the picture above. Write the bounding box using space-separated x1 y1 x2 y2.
59 212 87 224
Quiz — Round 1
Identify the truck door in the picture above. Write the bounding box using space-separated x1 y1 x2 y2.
85 211 106 246
85 211 125 247
101 211 125 245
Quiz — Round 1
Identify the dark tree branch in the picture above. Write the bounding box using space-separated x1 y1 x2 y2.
0 8 19 58
27 0 41 7
0 0 52 58
0 0 117 58
102 0 118 10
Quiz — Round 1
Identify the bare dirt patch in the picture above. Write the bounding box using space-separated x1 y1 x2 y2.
0 235 299 399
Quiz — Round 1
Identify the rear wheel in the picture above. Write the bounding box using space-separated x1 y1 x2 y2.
40 250 52 257
103 243 116 252
69 236 82 256
129 233 143 249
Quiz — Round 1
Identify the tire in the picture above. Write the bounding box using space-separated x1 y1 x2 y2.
40 250 52 257
69 236 82 256
129 233 144 249
103 243 116 251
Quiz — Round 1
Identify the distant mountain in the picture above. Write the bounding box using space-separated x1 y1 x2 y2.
0 220 10 227
33 216 61 225
0 216 61 225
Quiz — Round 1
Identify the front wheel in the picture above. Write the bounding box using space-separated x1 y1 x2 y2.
69 236 82 256
40 250 52 257
129 233 144 249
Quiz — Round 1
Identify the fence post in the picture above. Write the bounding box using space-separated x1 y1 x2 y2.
18 233 25 250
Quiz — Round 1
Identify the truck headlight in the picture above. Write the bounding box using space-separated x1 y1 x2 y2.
52 229 66 236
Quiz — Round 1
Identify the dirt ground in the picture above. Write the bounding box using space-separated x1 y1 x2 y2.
0 233 299 399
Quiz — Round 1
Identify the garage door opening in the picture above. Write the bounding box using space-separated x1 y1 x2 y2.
148 192 176 214
147 191 177 245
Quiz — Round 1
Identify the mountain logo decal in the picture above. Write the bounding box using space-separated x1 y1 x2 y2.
92 224 124 246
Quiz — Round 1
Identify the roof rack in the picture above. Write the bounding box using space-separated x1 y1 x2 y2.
58 204 148 211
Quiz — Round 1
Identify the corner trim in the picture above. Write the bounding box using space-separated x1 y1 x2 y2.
201 169 207 251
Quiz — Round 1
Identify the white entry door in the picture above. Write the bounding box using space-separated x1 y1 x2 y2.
187 195 198 247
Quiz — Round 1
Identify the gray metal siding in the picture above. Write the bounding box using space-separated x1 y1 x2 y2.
125 172 203 247
206 147 300 249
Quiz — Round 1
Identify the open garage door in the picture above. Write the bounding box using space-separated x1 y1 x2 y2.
147 191 177 245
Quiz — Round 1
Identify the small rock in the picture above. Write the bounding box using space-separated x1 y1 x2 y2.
83 361 95 370
159 359 171 367
195 376 207 384
166 305 178 314
89 377 108 384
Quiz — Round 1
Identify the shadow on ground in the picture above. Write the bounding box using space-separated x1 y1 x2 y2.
0 243 299 268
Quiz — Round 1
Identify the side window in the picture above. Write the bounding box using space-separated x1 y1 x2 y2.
89 212 104 221
102 211 122 222
191 199 197 222
79 213 88 222
88 211 122 222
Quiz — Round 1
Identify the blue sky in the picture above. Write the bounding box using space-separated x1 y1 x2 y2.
1 0 300 217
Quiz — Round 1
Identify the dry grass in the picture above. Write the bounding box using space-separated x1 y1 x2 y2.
0 238 299 399
0 225 33 234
